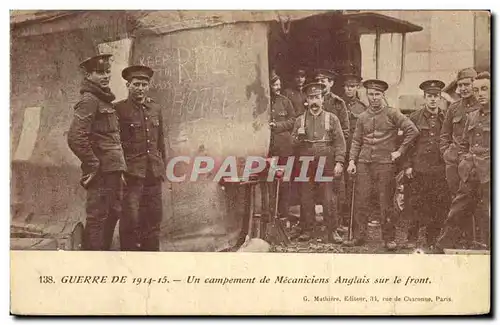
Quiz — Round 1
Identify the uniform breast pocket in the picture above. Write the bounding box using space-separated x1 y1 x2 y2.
94 105 119 133
124 122 142 143
452 115 463 131
151 116 160 127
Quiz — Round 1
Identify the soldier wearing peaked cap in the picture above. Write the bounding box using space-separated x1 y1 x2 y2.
314 69 350 142
436 72 491 252
268 70 296 224
114 65 167 251
67 54 127 251
439 68 480 248
402 80 450 250
283 68 308 117
291 82 346 244
345 79 419 251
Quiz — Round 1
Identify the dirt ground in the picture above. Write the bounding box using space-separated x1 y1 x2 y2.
268 205 421 254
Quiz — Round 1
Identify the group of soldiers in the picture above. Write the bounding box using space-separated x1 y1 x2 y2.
268 66 491 253
67 54 166 251
66 52 490 254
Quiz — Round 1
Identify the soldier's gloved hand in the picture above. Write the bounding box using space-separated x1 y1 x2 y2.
269 122 277 128
405 167 414 179
347 161 357 175
391 151 402 161
334 163 344 178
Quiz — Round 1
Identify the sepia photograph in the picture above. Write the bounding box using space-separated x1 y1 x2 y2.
9 8 492 316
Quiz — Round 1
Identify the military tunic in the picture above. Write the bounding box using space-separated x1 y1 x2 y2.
115 97 167 251
404 107 450 245
437 105 491 249
323 92 350 141
67 79 126 251
439 96 479 196
267 93 295 220
283 87 307 117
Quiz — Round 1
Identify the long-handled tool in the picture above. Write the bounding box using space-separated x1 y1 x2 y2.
348 177 356 242
265 171 291 246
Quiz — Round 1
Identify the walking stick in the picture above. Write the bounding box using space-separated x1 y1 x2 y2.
348 177 356 242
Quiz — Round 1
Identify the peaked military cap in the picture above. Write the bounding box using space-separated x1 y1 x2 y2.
122 65 154 81
303 82 326 96
270 69 280 83
79 54 112 72
363 79 389 92
419 79 445 94
456 68 477 81
342 73 363 84
314 68 337 80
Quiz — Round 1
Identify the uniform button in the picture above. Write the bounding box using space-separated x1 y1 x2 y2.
477 133 481 136
146 129 150 132
430 132 434 136
147 150 150 153
481 113 485 116
147 140 150 143
130 124 134 127
475 144 479 147
145 117 148 120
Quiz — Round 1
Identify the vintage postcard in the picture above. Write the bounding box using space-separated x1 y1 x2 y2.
10 9 491 315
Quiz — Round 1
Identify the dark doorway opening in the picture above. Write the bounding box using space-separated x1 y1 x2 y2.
268 12 362 97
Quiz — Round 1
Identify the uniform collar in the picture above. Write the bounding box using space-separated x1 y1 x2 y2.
128 96 152 110
367 104 387 115
479 103 491 114
462 95 478 107
423 106 442 119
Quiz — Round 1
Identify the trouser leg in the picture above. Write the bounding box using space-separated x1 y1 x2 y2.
375 164 396 242
352 163 372 240
300 181 315 232
139 174 163 251
85 171 122 251
120 175 144 251
436 179 478 249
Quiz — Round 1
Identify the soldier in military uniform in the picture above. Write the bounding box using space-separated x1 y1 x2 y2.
282 68 307 116
268 71 296 223
67 54 127 251
314 69 350 141
403 80 450 249
439 68 480 246
115 65 167 251
436 72 491 252
346 79 419 250
291 82 346 243
440 68 479 197
340 72 367 228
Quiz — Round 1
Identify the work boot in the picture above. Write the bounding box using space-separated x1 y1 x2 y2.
385 241 397 251
328 230 344 244
298 231 312 242
342 238 365 247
